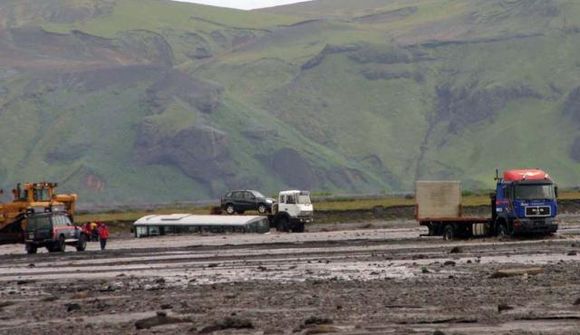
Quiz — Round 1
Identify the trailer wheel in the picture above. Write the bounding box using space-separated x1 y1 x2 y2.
443 225 455 240
427 223 436 236
25 243 37 254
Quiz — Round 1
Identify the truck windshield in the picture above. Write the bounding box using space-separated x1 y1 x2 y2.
298 192 311 205
514 184 555 200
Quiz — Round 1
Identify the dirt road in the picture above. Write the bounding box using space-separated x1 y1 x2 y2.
0 221 579 334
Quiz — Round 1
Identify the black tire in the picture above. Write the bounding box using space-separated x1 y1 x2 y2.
25 243 37 254
293 222 305 233
276 216 289 232
443 225 455 240
257 204 267 215
55 235 66 252
497 224 509 239
225 204 236 215
427 223 436 236
76 234 87 252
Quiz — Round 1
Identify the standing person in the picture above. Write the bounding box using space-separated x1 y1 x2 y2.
90 221 99 242
98 223 110 250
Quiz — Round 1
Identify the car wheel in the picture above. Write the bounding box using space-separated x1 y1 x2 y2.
225 204 235 215
443 225 455 240
76 234 87 252
26 243 37 254
257 204 267 214
56 235 66 252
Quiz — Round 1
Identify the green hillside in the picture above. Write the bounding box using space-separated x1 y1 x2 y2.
1 0 580 207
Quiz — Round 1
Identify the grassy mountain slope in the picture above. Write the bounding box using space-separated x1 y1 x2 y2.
1 0 580 206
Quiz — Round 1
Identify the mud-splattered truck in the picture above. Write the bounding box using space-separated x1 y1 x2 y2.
416 169 559 239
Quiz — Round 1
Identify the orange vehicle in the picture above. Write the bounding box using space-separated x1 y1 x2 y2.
0 182 77 244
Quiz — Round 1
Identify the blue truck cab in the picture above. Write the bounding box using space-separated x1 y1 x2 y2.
492 169 558 236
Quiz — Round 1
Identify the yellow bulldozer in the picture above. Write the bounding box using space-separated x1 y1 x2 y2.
0 182 77 244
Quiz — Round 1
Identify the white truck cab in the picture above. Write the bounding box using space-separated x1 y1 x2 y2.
270 190 313 232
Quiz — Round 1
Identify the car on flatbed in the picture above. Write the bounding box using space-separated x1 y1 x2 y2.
220 190 274 215
24 212 87 254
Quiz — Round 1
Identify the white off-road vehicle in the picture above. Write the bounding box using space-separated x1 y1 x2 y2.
269 190 313 232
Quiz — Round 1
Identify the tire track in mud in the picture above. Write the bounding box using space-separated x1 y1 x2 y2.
0 227 578 283
0 224 579 335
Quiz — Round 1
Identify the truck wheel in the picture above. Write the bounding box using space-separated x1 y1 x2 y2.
293 222 305 233
225 204 235 215
276 216 289 232
497 224 510 239
56 235 66 252
25 243 37 254
443 225 455 240
76 234 87 252
257 204 267 214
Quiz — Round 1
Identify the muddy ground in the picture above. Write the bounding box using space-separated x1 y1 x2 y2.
0 218 579 335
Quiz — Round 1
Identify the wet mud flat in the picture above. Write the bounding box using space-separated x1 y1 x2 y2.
0 222 579 334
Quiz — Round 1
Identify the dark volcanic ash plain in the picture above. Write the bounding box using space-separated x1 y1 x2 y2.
0 218 579 335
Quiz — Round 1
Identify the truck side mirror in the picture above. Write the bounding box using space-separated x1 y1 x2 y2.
554 186 559 198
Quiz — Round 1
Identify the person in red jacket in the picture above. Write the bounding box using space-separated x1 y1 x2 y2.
97 223 110 250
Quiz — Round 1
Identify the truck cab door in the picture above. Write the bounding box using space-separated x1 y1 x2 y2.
279 195 287 212
284 194 299 217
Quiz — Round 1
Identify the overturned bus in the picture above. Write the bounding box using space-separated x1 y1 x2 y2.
133 214 270 238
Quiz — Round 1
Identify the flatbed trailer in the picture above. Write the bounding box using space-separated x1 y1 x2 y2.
417 170 559 239
416 181 493 239
418 217 492 240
